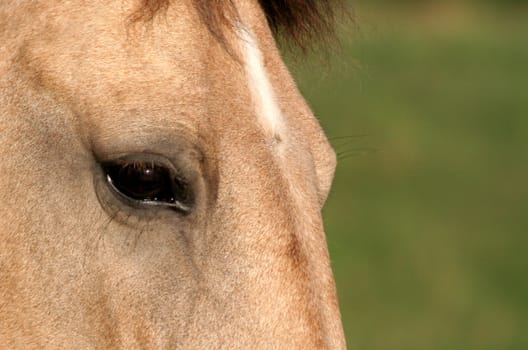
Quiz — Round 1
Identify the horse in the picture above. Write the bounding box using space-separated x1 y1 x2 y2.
0 0 346 348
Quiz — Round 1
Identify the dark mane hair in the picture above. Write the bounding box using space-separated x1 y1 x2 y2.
132 0 346 48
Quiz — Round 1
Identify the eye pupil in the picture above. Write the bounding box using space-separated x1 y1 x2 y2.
110 162 172 201
103 158 192 212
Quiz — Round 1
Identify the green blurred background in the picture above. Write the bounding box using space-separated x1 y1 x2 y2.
286 1 528 349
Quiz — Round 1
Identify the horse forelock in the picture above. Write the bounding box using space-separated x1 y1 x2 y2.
131 0 346 48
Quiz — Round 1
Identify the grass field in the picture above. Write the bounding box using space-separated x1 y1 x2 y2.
287 5 528 349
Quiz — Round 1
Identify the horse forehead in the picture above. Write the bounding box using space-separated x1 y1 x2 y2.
8 0 330 170
12 0 281 128
13 1 208 101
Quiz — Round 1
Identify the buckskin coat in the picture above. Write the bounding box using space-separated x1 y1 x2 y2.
0 0 346 348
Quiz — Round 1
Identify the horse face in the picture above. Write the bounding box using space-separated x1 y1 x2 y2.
0 0 345 348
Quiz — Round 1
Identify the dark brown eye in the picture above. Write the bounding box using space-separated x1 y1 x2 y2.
102 158 192 213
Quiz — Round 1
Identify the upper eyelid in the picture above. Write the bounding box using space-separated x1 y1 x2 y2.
101 153 177 168
90 130 206 163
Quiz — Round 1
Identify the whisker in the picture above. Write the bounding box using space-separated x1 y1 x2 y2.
337 147 379 160
328 134 368 141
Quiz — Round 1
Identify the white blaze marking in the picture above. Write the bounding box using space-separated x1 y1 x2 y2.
240 28 284 141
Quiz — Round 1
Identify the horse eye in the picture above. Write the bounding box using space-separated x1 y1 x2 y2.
102 159 192 213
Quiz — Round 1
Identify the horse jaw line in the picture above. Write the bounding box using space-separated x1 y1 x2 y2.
239 27 285 143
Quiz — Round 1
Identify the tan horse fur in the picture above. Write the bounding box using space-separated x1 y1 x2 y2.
0 0 346 348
